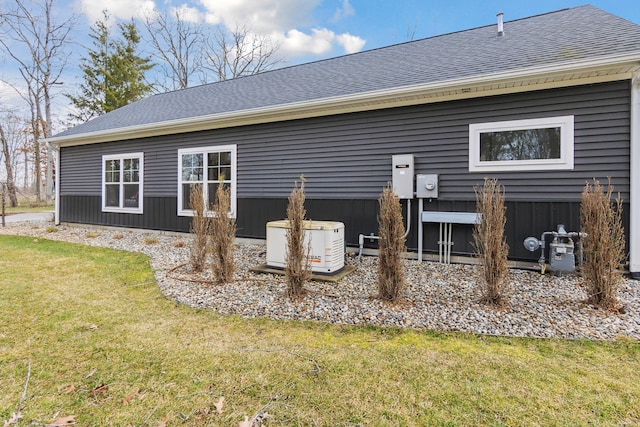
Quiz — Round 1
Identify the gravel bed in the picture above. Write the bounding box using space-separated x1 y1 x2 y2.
2 220 640 341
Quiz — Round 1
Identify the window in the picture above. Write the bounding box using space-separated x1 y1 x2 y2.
178 145 237 216
102 153 143 213
469 116 574 172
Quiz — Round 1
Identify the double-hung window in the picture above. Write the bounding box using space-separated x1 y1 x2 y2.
469 116 574 172
102 152 143 213
178 145 237 216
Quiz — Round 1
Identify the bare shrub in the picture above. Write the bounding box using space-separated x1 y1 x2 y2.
210 179 236 284
189 184 209 272
285 178 311 299
473 178 510 305
580 178 626 310
377 183 407 302
144 237 159 245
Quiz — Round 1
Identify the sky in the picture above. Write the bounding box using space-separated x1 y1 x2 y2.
1 0 639 126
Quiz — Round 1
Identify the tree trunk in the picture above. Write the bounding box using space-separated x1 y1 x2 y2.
0 124 19 207
33 101 42 204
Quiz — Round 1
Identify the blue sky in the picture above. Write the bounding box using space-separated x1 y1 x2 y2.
1 0 639 121
66 0 640 64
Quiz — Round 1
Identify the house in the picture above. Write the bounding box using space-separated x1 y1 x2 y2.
47 5 640 278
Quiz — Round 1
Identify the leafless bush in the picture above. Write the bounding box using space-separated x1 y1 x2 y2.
473 178 510 305
210 180 236 284
580 178 626 310
189 184 209 272
377 184 407 302
285 178 310 299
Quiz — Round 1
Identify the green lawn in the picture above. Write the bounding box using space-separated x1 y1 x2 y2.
1 235 639 426
1 196 53 214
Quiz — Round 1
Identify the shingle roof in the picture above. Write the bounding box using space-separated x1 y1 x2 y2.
56 5 640 138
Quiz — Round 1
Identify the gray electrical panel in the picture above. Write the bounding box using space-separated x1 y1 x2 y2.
416 174 439 199
392 154 414 199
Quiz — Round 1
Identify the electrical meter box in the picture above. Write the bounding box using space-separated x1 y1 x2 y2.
392 154 414 199
416 174 439 199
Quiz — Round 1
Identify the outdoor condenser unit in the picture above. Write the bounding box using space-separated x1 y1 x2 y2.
266 220 345 273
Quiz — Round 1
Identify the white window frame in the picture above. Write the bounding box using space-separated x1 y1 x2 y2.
469 115 574 172
101 152 144 214
177 144 237 217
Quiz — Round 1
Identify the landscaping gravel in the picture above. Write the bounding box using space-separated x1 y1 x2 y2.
2 219 640 341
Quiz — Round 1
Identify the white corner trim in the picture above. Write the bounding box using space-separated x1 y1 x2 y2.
49 142 60 225
629 71 640 275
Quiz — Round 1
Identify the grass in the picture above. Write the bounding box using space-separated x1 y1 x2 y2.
1 235 639 426
1 196 53 214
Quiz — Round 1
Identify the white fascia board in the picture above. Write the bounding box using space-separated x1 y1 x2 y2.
630 71 640 277
45 53 640 148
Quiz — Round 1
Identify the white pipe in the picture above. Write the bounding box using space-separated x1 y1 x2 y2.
418 198 423 261
358 198 412 260
402 198 411 239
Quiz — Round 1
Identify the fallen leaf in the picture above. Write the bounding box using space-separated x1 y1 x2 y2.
123 387 138 405
156 413 170 427
45 415 76 426
85 368 96 379
214 396 224 414
238 416 252 427
89 383 108 398
61 384 76 394
195 407 210 420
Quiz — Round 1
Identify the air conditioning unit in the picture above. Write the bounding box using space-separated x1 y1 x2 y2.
266 220 345 273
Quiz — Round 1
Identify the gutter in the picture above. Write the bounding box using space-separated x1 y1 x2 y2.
45 53 640 147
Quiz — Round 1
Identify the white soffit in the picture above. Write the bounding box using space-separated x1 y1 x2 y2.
48 56 640 147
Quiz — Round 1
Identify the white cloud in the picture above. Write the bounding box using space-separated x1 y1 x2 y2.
79 0 156 24
336 33 365 54
0 80 24 109
198 0 321 34
169 4 202 23
278 28 365 57
195 0 366 59
332 0 355 22
75 0 367 61
280 28 334 56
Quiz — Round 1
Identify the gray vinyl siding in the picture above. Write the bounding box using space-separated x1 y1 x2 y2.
60 81 631 202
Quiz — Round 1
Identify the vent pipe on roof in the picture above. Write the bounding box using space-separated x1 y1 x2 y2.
497 12 504 37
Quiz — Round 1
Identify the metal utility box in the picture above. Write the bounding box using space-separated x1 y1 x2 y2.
416 174 439 199
392 154 414 199
266 220 345 273
549 239 576 273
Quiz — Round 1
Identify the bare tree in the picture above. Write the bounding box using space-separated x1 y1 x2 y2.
0 0 75 203
144 9 203 91
203 23 282 82
0 118 19 207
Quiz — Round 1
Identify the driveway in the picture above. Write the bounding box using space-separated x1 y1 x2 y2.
1 211 54 223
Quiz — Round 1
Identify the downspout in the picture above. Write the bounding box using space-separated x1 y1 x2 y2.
630 71 640 279
48 141 60 225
